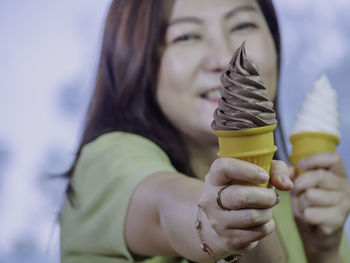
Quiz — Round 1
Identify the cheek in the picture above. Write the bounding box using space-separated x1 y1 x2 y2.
157 48 191 101
156 48 197 126
156 45 216 137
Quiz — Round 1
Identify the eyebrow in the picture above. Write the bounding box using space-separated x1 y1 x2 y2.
169 5 257 27
169 17 202 26
224 5 257 20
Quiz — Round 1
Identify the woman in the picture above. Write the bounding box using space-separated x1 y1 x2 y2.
60 0 350 262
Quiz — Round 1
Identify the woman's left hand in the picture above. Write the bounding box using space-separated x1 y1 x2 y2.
290 152 350 262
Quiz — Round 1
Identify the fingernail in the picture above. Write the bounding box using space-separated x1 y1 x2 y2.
275 192 280 204
260 170 269 182
282 175 293 187
299 161 306 169
288 166 295 175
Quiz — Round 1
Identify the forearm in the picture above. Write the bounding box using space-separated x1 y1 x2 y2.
125 171 212 262
156 173 216 262
125 158 279 262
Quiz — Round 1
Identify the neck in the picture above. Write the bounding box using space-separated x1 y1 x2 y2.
185 137 218 180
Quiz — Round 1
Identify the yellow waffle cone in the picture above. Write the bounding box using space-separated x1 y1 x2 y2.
289 132 340 175
214 124 277 187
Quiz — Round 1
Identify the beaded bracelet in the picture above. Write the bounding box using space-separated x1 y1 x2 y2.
195 203 240 263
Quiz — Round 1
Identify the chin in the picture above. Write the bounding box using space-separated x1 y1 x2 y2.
195 121 218 142
201 115 216 131
201 130 218 145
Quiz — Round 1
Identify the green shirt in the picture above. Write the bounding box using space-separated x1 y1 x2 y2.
60 132 350 263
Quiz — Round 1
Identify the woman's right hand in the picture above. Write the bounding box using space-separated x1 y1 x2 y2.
198 158 288 258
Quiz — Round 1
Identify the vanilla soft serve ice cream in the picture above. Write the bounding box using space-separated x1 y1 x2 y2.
289 74 340 175
292 74 340 138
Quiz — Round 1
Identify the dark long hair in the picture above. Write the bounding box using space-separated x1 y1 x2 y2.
258 0 281 67
257 0 289 162
66 0 287 200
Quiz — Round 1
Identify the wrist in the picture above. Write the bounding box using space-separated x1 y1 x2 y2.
195 203 241 263
296 220 343 263
306 249 342 263
157 176 219 262
303 236 342 263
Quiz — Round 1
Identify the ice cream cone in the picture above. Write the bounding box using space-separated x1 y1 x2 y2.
289 132 339 175
214 124 277 187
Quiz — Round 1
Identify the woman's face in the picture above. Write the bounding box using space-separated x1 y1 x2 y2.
157 0 278 142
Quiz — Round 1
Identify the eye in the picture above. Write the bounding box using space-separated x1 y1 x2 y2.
172 33 201 43
230 22 257 32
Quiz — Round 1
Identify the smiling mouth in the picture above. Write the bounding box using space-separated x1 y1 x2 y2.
200 89 221 102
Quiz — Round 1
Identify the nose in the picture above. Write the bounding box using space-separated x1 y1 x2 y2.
201 32 233 73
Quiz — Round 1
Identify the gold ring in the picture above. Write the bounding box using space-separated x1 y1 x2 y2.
216 185 231 211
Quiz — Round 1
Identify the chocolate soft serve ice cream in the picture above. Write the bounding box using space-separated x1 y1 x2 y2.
212 42 278 184
211 41 277 131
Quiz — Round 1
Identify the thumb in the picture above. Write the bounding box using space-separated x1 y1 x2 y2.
269 160 294 191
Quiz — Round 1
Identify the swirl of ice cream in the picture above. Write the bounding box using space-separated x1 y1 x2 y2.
211 42 277 131
292 74 340 138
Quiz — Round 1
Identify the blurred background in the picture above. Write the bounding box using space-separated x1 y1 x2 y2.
0 0 349 262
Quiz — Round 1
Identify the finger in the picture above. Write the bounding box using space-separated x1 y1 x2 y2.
225 219 275 251
299 152 339 170
219 185 278 210
298 188 344 211
207 158 269 186
302 207 345 232
269 160 294 190
288 165 297 180
210 208 273 232
291 194 303 219
293 169 346 195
